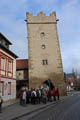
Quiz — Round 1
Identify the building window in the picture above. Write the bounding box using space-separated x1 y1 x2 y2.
0 82 4 96
8 82 11 95
1 57 5 70
5 43 9 49
0 40 3 44
24 70 28 79
42 60 48 65
8 61 12 73
42 44 46 49
5 42 8 46
40 32 45 37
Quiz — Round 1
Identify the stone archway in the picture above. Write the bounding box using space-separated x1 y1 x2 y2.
43 79 55 90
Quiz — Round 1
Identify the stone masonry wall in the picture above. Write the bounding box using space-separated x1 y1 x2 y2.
26 12 67 95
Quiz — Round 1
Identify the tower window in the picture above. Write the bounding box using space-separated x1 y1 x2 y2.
40 32 45 37
42 44 46 49
42 60 48 65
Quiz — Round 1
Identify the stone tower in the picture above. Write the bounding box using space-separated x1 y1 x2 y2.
26 12 66 95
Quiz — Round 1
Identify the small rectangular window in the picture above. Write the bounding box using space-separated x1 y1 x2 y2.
42 59 48 65
8 61 12 73
1 57 5 70
0 81 4 96
46 60 48 65
2 82 4 96
8 82 11 95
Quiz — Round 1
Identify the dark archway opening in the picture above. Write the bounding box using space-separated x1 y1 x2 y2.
43 79 54 90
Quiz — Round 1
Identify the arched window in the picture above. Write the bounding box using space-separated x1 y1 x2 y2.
41 44 46 49
40 32 45 37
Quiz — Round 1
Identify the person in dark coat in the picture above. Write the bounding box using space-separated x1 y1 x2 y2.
56 88 60 100
36 89 41 104
18 90 23 105
26 89 31 104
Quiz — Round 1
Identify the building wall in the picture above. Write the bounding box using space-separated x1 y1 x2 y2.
16 69 28 96
0 49 16 101
0 78 16 101
27 12 66 95
16 70 24 80
16 69 28 80
0 49 16 79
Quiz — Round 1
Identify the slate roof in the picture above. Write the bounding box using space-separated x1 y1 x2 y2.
0 44 18 58
0 32 12 45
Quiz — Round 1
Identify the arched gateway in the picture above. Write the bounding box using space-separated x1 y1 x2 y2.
43 80 55 90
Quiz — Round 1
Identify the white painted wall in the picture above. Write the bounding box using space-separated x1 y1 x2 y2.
0 78 16 101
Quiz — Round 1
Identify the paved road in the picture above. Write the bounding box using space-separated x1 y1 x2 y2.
17 93 80 120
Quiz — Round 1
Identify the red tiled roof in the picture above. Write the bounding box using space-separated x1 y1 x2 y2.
16 59 28 69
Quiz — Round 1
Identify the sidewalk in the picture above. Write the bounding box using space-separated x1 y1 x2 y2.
2 99 19 108
0 96 68 120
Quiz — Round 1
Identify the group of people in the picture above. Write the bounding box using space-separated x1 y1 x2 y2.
18 87 60 106
0 87 60 113
18 88 41 105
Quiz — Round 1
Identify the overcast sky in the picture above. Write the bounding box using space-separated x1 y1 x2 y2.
0 0 80 73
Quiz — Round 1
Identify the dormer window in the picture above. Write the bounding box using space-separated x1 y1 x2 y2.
0 33 12 49
5 42 9 49
5 42 8 46
0 40 3 44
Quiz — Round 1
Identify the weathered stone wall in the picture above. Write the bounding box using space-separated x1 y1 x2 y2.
26 12 67 95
